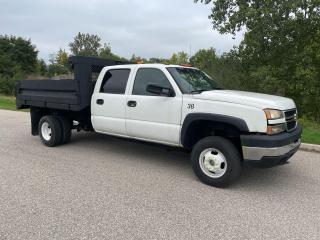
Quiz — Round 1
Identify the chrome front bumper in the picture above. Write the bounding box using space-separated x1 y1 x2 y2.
242 139 301 161
240 124 302 164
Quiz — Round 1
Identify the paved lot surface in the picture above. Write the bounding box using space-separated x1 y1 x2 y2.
0 109 320 240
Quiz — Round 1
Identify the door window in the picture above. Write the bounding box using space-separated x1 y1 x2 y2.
132 68 172 96
100 69 131 94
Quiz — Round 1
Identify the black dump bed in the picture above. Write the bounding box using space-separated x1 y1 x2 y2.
16 56 127 111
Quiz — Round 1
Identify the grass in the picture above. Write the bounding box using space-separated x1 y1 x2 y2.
0 94 319 144
0 94 29 112
299 118 320 145
0 94 17 110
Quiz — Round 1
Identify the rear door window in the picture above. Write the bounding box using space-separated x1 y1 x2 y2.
100 69 131 94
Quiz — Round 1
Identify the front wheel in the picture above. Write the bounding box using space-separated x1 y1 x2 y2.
191 136 242 188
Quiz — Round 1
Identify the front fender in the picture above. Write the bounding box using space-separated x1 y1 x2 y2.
180 113 249 148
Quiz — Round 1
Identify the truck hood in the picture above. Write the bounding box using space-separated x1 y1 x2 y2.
193 90 295 110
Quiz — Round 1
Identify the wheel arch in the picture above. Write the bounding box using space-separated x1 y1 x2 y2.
181 113 249 150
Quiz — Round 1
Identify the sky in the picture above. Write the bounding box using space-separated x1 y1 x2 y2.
0 0 243 61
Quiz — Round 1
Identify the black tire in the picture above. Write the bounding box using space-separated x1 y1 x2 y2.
191 136 242 188
38 115 62 147
57 116 71 144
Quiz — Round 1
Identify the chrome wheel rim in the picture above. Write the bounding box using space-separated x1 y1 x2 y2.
41 122 52 141
199 148 227 178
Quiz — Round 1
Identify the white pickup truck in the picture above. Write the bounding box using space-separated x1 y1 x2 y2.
16 56 302 187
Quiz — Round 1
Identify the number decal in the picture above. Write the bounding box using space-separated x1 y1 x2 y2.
187 104 194 109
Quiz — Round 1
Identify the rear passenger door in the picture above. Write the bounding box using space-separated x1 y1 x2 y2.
91 68 131 136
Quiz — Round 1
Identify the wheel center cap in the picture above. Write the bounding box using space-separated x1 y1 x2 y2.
204 157 220 172
199 148 228 178
209 159 215 166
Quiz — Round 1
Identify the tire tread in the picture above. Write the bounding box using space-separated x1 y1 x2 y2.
57 116 71 144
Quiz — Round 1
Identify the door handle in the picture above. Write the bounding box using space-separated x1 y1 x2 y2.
96 99 104 105
127 100 137 107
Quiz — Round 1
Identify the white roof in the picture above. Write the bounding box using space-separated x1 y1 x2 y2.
113 63 197 69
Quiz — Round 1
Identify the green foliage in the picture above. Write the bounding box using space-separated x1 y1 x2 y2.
0 35 38 77
69 32 101 56
0 70 25 95
47 64 69 78
0 94 16 110
196 0 320 120
45 49 70 78
0 95 29 111
169 51 189 64
69 32 128 62
211 51 244 90
56 48 69 67
99 44 115 59
99 44 127 61
300 117 320 145
148 58 168 64
0 35 36 94
190 48 216 69
37 59 47 76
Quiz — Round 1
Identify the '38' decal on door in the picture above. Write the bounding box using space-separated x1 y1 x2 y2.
187 104 194 110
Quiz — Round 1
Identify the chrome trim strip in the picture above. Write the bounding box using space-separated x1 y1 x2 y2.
242 139 301 161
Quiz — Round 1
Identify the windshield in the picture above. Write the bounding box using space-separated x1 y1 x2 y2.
167 67 223 94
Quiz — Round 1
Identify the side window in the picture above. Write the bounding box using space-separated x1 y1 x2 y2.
132 68 172 96
100 69 131 94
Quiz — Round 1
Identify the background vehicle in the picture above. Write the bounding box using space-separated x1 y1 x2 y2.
16 56 302 187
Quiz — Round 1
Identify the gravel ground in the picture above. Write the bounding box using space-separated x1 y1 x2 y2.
0 109 320 240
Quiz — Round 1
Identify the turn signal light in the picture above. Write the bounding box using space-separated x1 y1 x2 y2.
267 124 286 135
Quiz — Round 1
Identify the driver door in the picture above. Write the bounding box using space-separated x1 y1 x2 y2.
126 67 182 145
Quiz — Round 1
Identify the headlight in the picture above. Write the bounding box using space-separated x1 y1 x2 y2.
267 123 286 135
264 109 284 120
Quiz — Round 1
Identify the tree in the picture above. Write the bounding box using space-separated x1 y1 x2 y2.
69 32 101 56
149 58 168 64
99 43 127 61
0 35 38 94
37 59 47 76
190 48 217 71
169 51 189 64
99 43 113 59
189 47 242 89
46 49 70 78
195 0 320 120
0 35 38 77
69 33 127 62
56 48 68 67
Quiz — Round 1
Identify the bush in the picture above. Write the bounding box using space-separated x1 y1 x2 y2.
0 71 25 95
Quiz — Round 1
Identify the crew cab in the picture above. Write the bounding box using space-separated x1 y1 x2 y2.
16 56 302 187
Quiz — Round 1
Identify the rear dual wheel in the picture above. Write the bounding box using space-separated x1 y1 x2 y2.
39 115 71 147
57 116 71 144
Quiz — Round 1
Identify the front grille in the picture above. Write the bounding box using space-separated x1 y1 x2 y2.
284 109 297 132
